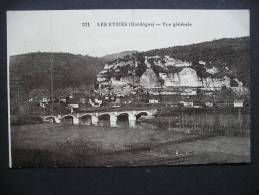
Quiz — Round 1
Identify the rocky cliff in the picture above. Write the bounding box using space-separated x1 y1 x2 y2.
97 54 243 90
97 37 249 91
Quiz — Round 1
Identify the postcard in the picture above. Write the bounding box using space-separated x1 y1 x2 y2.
7 9 250 167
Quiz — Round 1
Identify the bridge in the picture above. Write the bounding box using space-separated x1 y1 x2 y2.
42 109 158 128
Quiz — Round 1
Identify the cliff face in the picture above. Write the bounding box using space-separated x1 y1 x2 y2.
202 76 231 89
164 67 201 87
97 37 249 91
144 36 250 87
164 67 232 89
97 55 242 90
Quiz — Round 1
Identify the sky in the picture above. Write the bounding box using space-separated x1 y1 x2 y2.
7 9 249 57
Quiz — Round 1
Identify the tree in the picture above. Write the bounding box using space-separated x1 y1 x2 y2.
78 84 94 97
29 87 49 98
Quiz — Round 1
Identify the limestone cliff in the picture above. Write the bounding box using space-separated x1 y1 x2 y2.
97 36 249 91
140 68 159 88
97 54 243 90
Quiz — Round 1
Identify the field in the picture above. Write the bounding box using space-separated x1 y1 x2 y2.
10 123 250 167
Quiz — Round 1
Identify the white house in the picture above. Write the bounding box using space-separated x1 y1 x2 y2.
149 99 159 103
68 103 79 109
180 100 194 108
234 99 244 108
205 102 214 107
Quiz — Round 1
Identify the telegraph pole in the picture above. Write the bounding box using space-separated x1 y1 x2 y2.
50 55 54 114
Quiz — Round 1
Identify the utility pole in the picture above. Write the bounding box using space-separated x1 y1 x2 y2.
50 55 54 115
17 86 20 104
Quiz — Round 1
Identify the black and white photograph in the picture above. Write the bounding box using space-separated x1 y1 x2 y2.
7 9 250 168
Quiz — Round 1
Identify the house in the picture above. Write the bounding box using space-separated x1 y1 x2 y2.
39 102 46 108
213 89 234 107
59 98 66 103
180 100 194 108
79 97 87 104
42 97 48 103
88 97 103 107
234 99 244 108
112 98 121 107
202 96 214 108
66 94 79 109
193 99 203 108
205 102 213 107
67 102 79 109
148 99 159 104
29 96 48 103
148 95 160 104
149 99 159 103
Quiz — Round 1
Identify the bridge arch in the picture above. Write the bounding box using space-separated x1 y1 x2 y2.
79 114 92 125
117 112 129 118
79 114 92 118
43 116 60 123
136 111 149 120
61 114 79 124
98 113 110 127
62 114 76 119
117 113 129 127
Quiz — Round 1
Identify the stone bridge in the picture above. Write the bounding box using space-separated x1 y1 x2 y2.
42 109 157 128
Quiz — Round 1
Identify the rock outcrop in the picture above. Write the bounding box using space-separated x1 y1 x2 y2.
97 54 244 91
164 67 202 87
140 68 159 88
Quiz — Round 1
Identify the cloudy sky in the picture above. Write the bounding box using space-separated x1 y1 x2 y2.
7 9 249 57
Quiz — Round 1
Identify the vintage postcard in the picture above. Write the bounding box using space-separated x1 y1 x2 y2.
7 10 250 167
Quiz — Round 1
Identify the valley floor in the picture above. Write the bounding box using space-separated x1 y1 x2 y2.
10 123 250 167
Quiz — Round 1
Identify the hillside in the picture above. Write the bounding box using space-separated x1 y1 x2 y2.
101 50 137 61
9 52 106 93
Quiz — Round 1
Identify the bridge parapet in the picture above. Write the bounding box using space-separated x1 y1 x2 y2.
43 109 157 126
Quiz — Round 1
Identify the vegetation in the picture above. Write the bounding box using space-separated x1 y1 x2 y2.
9 52 106 94
101 50 137 61
11 121 250 167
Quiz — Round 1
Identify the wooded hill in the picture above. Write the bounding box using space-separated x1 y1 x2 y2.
101 50 137 61
9 52 106 93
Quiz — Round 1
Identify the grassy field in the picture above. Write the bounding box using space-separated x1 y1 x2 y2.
11 123 250 167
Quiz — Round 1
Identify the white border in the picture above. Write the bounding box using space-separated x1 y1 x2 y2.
7 16 12 168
